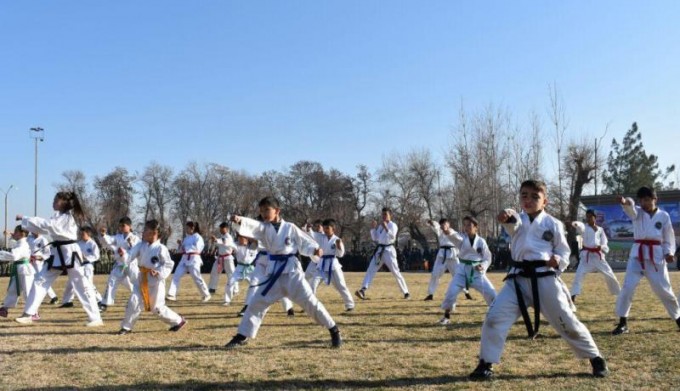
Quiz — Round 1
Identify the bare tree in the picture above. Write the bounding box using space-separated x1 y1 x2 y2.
138 162 174 243
55 170 100 228
548 82 569 219
94 167 136 232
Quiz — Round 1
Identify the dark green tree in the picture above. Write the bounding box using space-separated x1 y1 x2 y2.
602 122 675 194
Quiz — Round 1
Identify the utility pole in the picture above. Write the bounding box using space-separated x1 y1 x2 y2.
2 185 15 248
29 127 45 215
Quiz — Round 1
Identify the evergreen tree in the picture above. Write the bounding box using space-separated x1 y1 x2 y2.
603 122 675 194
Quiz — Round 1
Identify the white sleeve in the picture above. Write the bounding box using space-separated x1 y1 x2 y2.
335 238 345 258
662 216 676 257
0 250 15 262
599 229 609 254
292 225 319 257
233 217 267 242
622 197 638 220
158 246 175 280
500 209 522 236
571 222 585 235
445 229 464 247
22 215 72 238
552 220 571 271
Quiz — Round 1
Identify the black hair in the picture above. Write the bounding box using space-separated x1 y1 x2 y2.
438 218 449 225
80 226 95 236
636 186 656 199
312 219 323 225
585 209 596 217
145 219 160 231
322 218 336 228
519 179 548 194
463 215 479 227
381 207 392 214
186 221 201 235
119 217 132 226
219 222 229 229
55 191 84 221
258 196 280 209
14 224 28 236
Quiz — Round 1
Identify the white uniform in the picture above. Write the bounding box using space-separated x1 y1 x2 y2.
20 212 102 322
304 228 324 286
570 222 620 297
615 198 680 319
224 244 258 304
120 239 183 331
233 217 335 338
208 233 237 292
479 209 601 364
441 232 496 311
28 235 57 300
246 245 293 312
63 239 103 304
0 238 33 311
309 232 355 310
359 221 409 295
100 232 141 306
426 222 459 296
167 233 210 299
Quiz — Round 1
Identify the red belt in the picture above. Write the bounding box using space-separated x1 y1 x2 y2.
582 246 602 263
216 254 232 273
635 239 661 272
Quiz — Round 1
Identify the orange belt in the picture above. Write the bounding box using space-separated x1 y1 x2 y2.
582 246 602 263
140 267 153 311
635 239 661 272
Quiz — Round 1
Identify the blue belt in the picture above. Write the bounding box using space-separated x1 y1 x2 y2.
260 254 295 296
321 255 335 285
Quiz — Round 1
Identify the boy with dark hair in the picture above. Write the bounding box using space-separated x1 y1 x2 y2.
100 217 141 311
208 222 237 296
225 196 341 349
569 209 620 304
424 218 472 301
307 218 355 311
612 186 680 335
355 207 410 300
470 180 608 379
0 225 32 318
60 226 103 307
117 219 186 335
438 216 496 324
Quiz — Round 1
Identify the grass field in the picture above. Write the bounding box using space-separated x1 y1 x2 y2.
1 270 680 390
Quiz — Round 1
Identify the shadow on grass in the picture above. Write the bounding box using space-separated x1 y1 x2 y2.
24 372 596 390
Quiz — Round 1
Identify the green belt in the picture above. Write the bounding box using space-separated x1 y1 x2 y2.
237 262 255 279
459 259 482 289
8 258 30 296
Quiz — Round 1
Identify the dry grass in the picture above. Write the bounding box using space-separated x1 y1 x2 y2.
1 270 680 390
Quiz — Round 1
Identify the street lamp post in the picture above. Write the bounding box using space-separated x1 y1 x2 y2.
29 127 45 216
2 185 15 248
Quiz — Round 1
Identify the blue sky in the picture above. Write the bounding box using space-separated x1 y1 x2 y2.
1 1 679 221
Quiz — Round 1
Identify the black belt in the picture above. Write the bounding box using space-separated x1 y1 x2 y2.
504 260 555 339
46 240 80 271
372 243 394 264
439 246 454 263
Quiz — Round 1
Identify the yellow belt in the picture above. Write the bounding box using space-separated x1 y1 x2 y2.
140 267 153 311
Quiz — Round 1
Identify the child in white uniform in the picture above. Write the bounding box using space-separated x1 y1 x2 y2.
99 217 141 311
438 216 496 324
470 180 608 379
612 186 680 335
61 227 103 307
223 235 258 306
167 221 211 301
308 219 355 311
0 226 33 318
424 218 472 301
28 233 58 304
15 191 103 327
355 207 410 300
224 197 341 349
117 219 186 334
208 222 237 295
241 240 295 317
569 209 620 304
